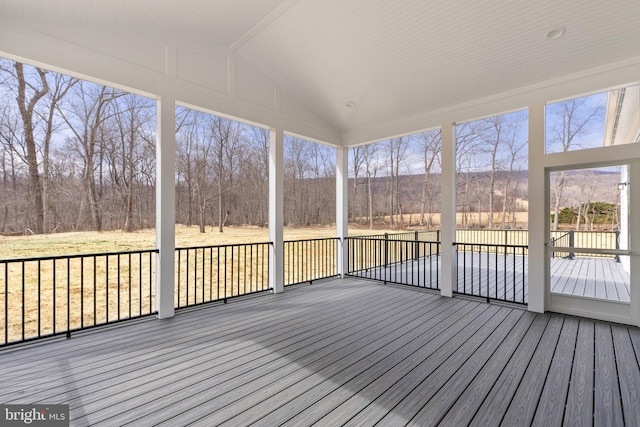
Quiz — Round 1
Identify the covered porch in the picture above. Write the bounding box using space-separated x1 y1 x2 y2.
0 1 640 425
0 0 639 327
2 277 639 426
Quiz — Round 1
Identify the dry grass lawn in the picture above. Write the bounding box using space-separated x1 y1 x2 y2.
0 224 411 260
0 225 412 345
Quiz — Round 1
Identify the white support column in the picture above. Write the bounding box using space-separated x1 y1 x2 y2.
440 123 456 297
156 95 176 319
269 128 285 293
528 103 547 313
336 147 349 277
628 161 640 326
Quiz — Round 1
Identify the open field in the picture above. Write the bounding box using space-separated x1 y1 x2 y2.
0 223 618 345
355 212 529 230
0 224 414 260
0 225 408 344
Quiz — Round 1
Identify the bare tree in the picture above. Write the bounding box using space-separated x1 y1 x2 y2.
38 73 77 232
58 82 121 230
109 93 155 231
548 98 604 230
0 103 24 232
175 108 200 226
207 115 242 232
245 127 269 226
417 130 441 228
500 127 527 228
362 143 379 229
11 63 48 233
456 122 483 228
350 146 366 223
387 137 409 229
483 117 503 229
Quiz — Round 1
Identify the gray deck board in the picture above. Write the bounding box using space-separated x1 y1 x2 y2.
285 300 482 427
85 283 428 425
499 314 565 425
0 277 639 427
564 320 595 427
406 309 525 426
342 304 504 426
251 300 474 426
469 313 551 426
1 283 390 398
435 311 537 426
611 325 640 426
354 253 629 303
595 322 624 426
164 290 453 426
218 301 479 426
532 316 579 425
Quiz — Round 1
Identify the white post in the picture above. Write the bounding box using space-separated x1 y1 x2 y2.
628 161 640 326
528 103 546 313
269 128 285 293
619 165 630 274
336 147 349 277
440 123 456 297
156 95 176 318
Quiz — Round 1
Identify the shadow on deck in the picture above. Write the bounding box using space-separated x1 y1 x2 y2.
352 254 630 305
1 277 639 425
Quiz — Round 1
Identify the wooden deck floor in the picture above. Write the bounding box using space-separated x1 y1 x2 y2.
353 254 630 304
1 277 639 426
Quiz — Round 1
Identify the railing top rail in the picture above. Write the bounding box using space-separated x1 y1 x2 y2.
549 246 627 256
283 237 340 243
0 248 159 264
176 241 272 251
348 236 440 244
453 242 529 249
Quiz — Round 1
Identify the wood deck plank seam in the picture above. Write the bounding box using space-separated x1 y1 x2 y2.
1 279 637 426
532 317 579 426
246 300 487 427
467 314 550 426
563 320 595 426
3 279 390 368
82 286 453 425
1 284 410 384
9 289 420 406
152 300 485 426
503 315 566 425
360 306 512 426
340 305 502 426
612 325 640 426
230 301 489 427
435 312 539 426
243 301 486 427
468 314 557 426
279 300 487 427
66 287 431 422
594 323 624 425
0 278 365 362
0 283 405 396
406 309 527 426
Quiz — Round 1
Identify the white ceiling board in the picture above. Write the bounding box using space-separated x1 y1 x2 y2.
176 46 230 95
237 0 640 136
0 0 291 47
0 0 639 146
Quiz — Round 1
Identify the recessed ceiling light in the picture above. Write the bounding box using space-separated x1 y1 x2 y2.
546 27 566 40
346 101 356 108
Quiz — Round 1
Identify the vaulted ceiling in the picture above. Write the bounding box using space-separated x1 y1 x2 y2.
0 0 639 146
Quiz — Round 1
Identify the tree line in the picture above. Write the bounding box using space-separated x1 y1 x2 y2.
1 60 157 234
0 59 340 234
1 58 609 236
